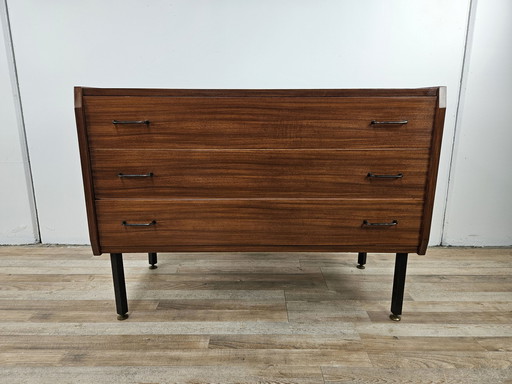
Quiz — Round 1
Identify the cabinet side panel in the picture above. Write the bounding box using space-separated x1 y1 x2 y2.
419 86 447 254
74 87 101 255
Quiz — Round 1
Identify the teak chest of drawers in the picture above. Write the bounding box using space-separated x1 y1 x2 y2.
75 87 446 321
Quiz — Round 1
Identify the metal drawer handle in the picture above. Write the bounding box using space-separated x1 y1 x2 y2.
367 173 403 179
118 173 154 178
112 120 150 126
362 220 398 227
370 120 408 125
122 220 157 227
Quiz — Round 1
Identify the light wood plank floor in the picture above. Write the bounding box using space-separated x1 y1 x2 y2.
0 246 511 383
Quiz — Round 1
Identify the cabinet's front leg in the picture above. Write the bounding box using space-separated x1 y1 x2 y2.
357 252 367 269
148 252 158 269
110 253 129 320
390 252 408 321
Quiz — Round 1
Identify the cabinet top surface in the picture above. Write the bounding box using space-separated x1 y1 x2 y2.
77 87 443 98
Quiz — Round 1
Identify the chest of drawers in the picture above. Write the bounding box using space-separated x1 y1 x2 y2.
75 87 446 321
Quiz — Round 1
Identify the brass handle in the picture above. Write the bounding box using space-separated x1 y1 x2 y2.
118 173 153 178
112 120 150 126
367 173 403 179
122 220 157 227
370 120 408 125
362 220 398 227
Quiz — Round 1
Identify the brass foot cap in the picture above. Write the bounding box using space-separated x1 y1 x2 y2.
149 265 158 270
117 314 129 321
389 314 401 322
356 265 365 270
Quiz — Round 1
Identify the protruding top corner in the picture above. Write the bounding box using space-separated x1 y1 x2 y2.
438 86 447 109
74 86 83 109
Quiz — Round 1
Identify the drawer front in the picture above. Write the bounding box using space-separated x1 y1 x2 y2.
84 96 436 149
96 199 423 249
91 149 429 199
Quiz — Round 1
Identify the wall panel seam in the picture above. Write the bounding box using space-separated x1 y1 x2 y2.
1 0 40 242
440 0 476 246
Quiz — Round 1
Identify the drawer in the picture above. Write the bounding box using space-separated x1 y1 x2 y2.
84 96 436 149
91 149 429 199
96 199 423 250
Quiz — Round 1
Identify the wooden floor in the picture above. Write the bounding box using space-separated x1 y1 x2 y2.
0 246 511 383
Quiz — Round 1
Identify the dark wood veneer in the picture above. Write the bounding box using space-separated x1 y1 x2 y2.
96 198 423 249
84 96 436 150
74 87 100 255
418 86 447 254
91 149 429 199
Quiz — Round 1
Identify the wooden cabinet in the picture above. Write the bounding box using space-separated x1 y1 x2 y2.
75 87 446 321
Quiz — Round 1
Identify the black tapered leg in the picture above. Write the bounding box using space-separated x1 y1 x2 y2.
357 252 367 269
390 252 408 321
148 252 158 269
110 253 129 320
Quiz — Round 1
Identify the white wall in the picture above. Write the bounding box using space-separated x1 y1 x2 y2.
4 0 471 246
1 0 487 246
443 0 512 246
0 2 38 244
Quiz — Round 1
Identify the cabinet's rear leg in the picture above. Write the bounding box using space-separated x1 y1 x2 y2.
357 252 367 269
148 252 158 269
110 253 129 320
390 252 408 321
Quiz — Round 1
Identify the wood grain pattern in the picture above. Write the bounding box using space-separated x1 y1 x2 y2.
95 199 423 251
84 96 435 123
84 96 436 150
87 119 435 150
91 149 429 199
1 246 511 384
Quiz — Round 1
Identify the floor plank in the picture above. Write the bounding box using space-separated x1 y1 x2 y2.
0 366 326 384
322 367 512 384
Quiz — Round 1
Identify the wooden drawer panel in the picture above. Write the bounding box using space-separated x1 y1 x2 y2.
84 96 436 149
91 149 429 199
96 199 423 249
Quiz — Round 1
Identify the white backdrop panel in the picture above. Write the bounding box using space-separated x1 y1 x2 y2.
7 0 469 245
0 6 37 244
443 0 512 246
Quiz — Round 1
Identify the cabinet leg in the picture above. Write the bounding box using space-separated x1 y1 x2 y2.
110 253 129 320
357 252 367 269
390 252 408 321
148 252 158 269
